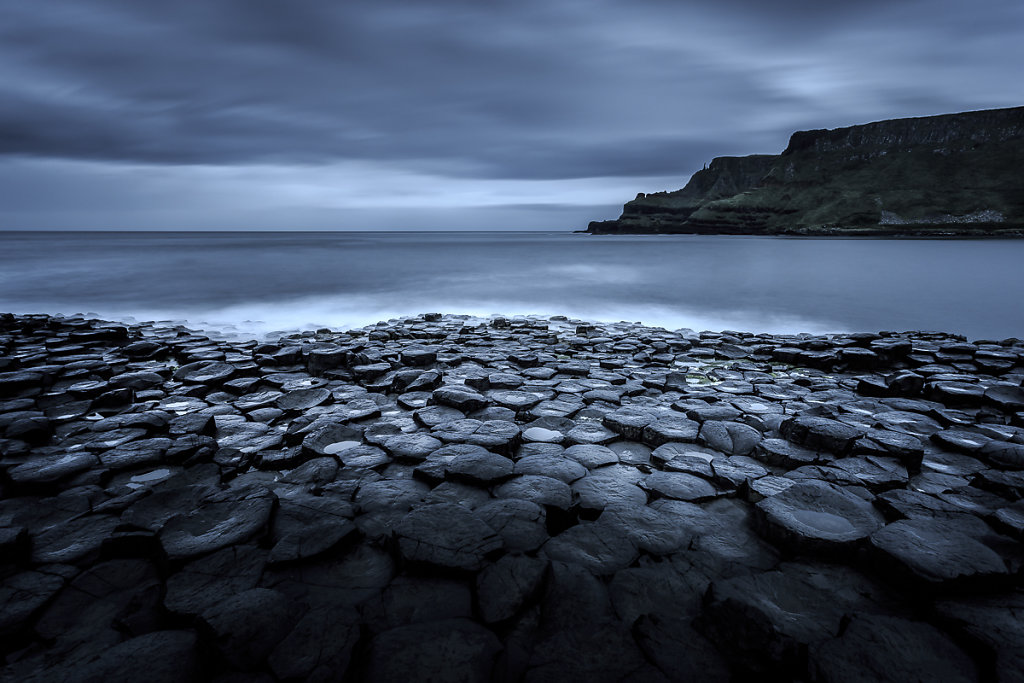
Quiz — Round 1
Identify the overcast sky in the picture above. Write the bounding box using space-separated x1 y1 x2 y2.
1 0 1021 231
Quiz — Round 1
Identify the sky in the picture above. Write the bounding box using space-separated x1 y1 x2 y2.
0 0 1022 231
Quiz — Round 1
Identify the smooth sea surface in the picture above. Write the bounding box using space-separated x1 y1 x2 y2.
2 231 1023 340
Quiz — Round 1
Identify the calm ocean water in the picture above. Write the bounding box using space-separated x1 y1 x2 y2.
1 231 1023 340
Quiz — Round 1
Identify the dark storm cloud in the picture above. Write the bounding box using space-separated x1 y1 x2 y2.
0 0 1022 230
2 0 1018 182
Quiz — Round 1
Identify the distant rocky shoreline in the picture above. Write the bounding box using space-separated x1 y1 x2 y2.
588 105 1024 237
2 312 1023 681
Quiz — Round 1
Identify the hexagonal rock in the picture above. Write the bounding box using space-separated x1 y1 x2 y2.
780 416 866 455
869 518 1010 586
572 473 648 511
934 593 1024 683
602 407 656 441
495 474 573 510
365 618 501 683
564 444 619 469
753 480 885 556
566 422 618 446
699 420 762 456
521 426 564 443
174 361 236 385
476 499 549 553
199 588 302 671
0 570 67 637
489 390 542 412
980 440 1024 470
394 503 502 571
8 451 98 486
216 422 283 455
269 492 357 564
159 489 276 560
542 522 638 575
476 554 548 623
383 432 443 461
514 454 586 483
702 563 893 675
641 415 700 447
269 604 361 682
446 449 515 485
164 545 267 616
985 384 1024 412
643 471 718 502
808 614 978 683
431 386 490 412
597 503 691 554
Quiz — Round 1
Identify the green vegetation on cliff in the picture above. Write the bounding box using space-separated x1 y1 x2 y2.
587 106 1024 236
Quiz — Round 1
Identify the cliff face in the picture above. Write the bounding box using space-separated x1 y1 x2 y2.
587 106 1024 236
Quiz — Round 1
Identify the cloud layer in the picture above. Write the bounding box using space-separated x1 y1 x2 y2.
1 0 1021 229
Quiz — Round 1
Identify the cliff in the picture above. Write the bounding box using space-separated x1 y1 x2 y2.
587 106 1024 236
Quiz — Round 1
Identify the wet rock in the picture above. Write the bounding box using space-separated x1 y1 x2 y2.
699 420 762 456
643 470 718 502
383 432 443 461
8 450 98 486
563 443 619 469
753 479 885 556
979 440 1024 470
565 421 618 445
300 422 363 458
597 503 691 554
572 471 647 511
159 488 276 560
432 386 490 412
985 384 1024 412
495 474 573 510
476 498 549 553
355 479 430 513
216 421 283 454
446 448 515 485
869 517 1010 586
395 503 502 571
780 415 866 455
175 361 236 385
542 522 638 574
268 491 356 564
31 513 121 564
276 387 331 412
164 545 267 616
641 415 700 447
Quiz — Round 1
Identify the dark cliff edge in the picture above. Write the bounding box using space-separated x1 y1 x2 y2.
587 106 1024 236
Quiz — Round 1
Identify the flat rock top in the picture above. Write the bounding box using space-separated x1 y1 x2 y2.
1 311 1023 682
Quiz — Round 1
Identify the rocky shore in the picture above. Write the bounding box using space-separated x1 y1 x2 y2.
2 311 1023 682
587 106 1024 236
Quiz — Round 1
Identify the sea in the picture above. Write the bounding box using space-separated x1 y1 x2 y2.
1 231 1023 341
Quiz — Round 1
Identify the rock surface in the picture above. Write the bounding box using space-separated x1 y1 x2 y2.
1 312 1022 681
